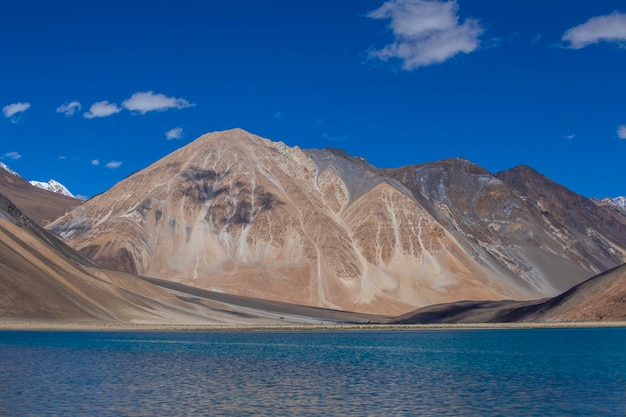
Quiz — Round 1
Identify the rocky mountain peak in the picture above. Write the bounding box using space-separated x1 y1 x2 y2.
29 179 75 198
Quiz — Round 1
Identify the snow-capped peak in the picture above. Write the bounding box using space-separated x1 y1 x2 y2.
29 179 75 198
0 162 21 177
601 196 626 214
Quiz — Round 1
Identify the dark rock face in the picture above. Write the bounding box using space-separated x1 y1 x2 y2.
386 158 626 296
496 165 626 271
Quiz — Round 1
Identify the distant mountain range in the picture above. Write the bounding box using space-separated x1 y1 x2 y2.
47 129 626 315
0 163 81 226
1 161 76 197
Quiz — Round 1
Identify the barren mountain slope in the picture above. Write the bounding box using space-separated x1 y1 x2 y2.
496 165 626 271
394 263 626 324
511 263 626 322
2 191 383 324
50 129 539 315
0 167 81 226
386 159 626 296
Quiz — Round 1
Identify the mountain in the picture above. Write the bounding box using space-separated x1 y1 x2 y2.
0 191 381 324
29 179 75 198
48 129 626 315
386 161 626 291
0 163 82 226
495 165 626 272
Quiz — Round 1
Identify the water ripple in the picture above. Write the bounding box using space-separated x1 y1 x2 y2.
1 329 625 416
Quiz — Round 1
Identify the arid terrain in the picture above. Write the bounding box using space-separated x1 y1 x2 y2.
1 128 625 326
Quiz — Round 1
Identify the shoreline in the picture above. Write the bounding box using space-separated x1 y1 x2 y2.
1 319 625 332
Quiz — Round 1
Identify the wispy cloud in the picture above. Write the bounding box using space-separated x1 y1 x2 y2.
58 155 67 160
75 194 89 201
531 33 542 44
122 91 194 114
2 151 22 160
105 160 122 169
165 127 183 140
84 101 122 119
367 0 484 70
563 11 626 49
3 102 31 122
91 159 100 166
56 101 82 116
618 125 626 139
566 133 576 140
274 111 283 118
322 132 349 142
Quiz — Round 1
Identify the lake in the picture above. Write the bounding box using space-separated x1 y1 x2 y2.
1 328 625 416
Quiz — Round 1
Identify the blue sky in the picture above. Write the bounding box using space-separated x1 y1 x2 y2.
1 0 625 199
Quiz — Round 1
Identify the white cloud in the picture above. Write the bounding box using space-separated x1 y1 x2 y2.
2 151 22 160
367 0 483 70
106 160 122 169
566 134 576 140
56 101 82 116
165 127 183 140
75 194 89 201
122 91 194 114
322 131 349 142
58 155 67 160
274 111 283 118
3 102 31 120
91 159 100 166
84 101 122 119
618 125 626 139
563 11 626 49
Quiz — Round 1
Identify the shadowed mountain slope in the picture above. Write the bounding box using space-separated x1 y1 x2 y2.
510 263 626 322
1 191 381 324
394 263 626 324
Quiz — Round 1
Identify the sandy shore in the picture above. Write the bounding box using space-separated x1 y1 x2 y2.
1 319 625 332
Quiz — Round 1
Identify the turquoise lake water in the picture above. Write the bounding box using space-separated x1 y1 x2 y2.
1 328 625 416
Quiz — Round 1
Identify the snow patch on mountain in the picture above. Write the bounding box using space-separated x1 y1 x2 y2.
603 197 626 213
0 162 21 177
2 162 79 199
29 179 75 198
